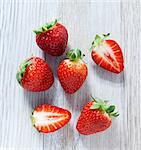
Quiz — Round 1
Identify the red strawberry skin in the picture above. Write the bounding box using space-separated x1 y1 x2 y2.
57 59 88 94
36 23 68 56
17 57 54 92
31 104 71 133
76 101 112 135
91 34 124 74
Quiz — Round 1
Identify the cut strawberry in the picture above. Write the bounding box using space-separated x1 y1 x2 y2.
31 104 71 133
91 33 124 73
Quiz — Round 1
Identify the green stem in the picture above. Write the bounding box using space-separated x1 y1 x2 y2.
33 19 59 35
66 48 85 61
16 59 32 84
90 97 119 118
90 33 110 51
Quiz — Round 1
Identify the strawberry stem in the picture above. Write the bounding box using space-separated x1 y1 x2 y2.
16 59 32 84
67 49 85 61
33 19 59 35
90 33 110 51
30 114 36 127
90 97 119 118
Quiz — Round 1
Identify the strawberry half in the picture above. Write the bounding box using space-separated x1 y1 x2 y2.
31 104 71 133
34 19 68 56
76 97 119 135
16 57 54 92
90 33 124 73
57 49 88 94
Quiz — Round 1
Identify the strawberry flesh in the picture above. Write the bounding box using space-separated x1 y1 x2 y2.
31 104 71 133
91 34 124 73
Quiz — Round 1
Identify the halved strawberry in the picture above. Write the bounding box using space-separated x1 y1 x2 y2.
90 33 124 73
31 104 71 133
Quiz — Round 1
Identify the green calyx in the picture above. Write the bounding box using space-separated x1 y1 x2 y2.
33 19 59 35
66 48 85 61
30 112 36 127
90 33 110 51
16 59 32 84
90 96 119 118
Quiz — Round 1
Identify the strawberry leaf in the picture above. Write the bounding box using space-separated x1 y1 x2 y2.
33 19 58 35
110 112 119 117
30 115 36 126
91 33 110 49
95 34 100 40
67 49 84 61
89 97 119 118
90 103 100 109
16 59 32 84
103 33 110 37
106 105 115 113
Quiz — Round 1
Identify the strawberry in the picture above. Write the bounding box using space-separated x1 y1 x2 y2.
57 49 88 94
34 19 68 56
30 104 71 133
16 57 54 92
76 98 119 135
90 33 124 73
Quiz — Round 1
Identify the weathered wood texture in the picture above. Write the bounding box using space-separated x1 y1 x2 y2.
0 0 140 150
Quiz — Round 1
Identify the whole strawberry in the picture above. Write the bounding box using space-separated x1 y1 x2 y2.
76 98 119 135
34 19 68 56
57 49 88 94
90 33 124 73
16 57 54 92
31 104 71 133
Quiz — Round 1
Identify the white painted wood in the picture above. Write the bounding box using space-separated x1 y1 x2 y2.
0 1 140 150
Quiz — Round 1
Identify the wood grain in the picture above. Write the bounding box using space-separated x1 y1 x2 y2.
0 1 140 150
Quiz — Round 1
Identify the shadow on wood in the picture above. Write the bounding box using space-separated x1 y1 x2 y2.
64 80 91 111
23 83 56 109
43 44 71 78
43 123 74 149
91 62 125 84
79 119 120 150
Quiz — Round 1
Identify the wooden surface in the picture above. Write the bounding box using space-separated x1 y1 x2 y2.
0 0 141 150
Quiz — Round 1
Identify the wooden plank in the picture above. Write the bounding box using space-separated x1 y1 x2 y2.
0 2 58 150
0 1 140 150
43 1 124 150
121 1 141 150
